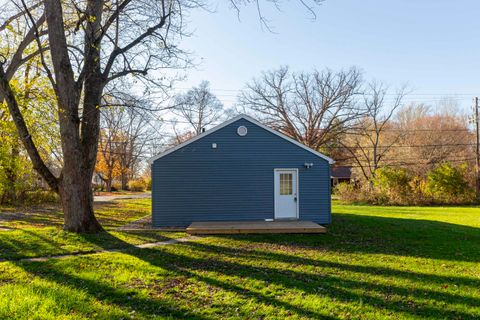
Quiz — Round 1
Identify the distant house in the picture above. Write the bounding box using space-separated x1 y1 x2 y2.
331 166 353 186
149 115 334 227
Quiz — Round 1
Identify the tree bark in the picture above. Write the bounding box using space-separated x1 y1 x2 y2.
59 167 102 232
43 0 103 232
2 0 187 232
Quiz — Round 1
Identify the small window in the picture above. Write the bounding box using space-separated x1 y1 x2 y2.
280 173 293 195
237 126 248 136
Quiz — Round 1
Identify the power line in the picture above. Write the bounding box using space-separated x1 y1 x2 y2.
344 158 475 168
329 143 475 149
157 118 472 132
159 87 480 96
343 128 471 132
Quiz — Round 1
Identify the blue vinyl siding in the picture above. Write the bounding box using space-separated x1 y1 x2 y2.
152 118 331 227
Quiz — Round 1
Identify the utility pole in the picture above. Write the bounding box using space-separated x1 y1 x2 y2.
474 97 480 199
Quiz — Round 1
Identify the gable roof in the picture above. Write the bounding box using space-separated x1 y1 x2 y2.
148 114 335 164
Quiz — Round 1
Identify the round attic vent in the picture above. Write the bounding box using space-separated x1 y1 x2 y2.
237 125 248 136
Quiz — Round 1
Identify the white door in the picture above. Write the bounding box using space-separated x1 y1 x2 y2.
274 169 298 219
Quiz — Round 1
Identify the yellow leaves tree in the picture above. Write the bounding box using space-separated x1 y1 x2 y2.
0 56 58 204
95 129 123 192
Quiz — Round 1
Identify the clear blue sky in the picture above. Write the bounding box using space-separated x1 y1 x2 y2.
170 0 480 112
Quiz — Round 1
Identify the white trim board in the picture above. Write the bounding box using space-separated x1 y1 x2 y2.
148 114 335 164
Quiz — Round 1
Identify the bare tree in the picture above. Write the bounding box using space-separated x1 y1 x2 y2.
238 66 364 151
0 0 192 232
0 0 324 232
341 82 408 183
96 107 123 193
173 81 225 135
394 102 473 176
117 109 156 190
169 122 196 146
96 92 164 191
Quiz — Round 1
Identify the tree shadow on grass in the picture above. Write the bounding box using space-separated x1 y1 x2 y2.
0 229 178 260
10 229 480 319
182 240 480 290
217 213 480 263
14 258 210 319
12 232 336 319
0 200 147 230
7 212 480 318
0 206 64 228
138 242 480 319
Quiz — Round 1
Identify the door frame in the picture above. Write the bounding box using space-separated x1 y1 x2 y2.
273 168 299 219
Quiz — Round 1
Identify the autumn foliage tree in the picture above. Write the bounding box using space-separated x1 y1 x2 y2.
0 0 192 232
0 55 59 204
394 102 473 176
95 129 123 192
0 0 325 232
335 98 475 205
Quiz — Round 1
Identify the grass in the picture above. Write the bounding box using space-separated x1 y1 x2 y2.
0 200 479 319
0 199 185 260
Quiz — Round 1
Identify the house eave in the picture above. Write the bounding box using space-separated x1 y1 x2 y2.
148 114 335 165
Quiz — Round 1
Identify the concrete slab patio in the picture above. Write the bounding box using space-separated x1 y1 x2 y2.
186 220 327 235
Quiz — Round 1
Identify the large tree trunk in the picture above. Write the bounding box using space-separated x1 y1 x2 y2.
43 0 104 233
59 124 102 232
59 171 101 232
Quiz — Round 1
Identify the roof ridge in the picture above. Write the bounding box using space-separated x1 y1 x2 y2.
148 114 335 164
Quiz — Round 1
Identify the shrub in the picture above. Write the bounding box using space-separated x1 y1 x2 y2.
145 177 152 191
426 163 475 204
334 183 377 204
128 179 147 192
408 176 433 205
18 190 59 205
334 182 358 202
372 167 411 205
336 163 476 206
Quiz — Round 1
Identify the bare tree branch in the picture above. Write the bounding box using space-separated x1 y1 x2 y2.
239 66 364 151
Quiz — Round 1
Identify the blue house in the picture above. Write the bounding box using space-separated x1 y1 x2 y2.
149 115 334 228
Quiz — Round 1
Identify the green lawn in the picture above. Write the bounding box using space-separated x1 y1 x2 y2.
0 201 479 319
0 199 185 260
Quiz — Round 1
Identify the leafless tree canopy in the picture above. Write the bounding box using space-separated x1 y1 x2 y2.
0 0 196 232
228 0 324 31
97 98 159 191
238 66 363 151
341 82 408 182
173 80 225 135
394 102 473 176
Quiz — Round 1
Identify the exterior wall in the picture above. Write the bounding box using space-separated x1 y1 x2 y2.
152 118 331 227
